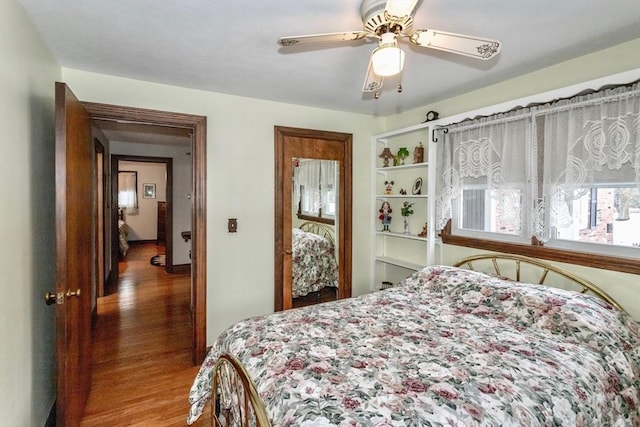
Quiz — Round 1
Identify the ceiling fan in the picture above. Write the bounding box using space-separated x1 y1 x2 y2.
278 0 501 98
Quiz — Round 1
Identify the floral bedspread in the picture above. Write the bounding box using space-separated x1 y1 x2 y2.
188 266 640 426
292 228 338 297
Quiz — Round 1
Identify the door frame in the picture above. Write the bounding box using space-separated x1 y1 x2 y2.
84 102 207 364
274 125 352 311
94 139 106 308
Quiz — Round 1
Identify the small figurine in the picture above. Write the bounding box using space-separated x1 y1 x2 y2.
396 147 410 165
418 222 428 237
399 188 407 195
378 201 392 232
379 147 395 168
383 180 394 195
413 142 424 164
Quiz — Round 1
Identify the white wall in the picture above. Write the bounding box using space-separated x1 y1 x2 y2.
0 1 61 425
61 67 383 342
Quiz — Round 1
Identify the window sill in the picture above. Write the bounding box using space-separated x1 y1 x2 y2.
440 222 640 275
296 213 334 225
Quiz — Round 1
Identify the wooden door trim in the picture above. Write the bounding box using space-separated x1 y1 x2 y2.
94 139 106 317
274 126 352 311
84 102 207 364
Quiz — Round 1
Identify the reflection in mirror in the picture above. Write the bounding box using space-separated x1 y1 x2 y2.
291 158 339 308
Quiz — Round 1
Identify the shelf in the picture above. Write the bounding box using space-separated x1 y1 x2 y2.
376 162 428 173
376 231 428 241
372 121 436 290
375 256 426 271
376 194 428 199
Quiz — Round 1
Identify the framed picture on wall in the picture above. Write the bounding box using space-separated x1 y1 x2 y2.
143 183 156 199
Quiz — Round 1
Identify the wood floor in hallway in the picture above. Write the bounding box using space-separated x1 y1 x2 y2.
80 243 211 426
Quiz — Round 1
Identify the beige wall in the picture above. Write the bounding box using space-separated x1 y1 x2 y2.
0 1 61 425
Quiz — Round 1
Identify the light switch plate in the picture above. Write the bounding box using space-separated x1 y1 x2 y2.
228 218 237 233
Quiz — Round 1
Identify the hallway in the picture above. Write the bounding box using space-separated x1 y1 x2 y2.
80 243 210 426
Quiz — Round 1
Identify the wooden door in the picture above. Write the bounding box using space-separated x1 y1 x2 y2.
55 82 94 426
274 126 352 311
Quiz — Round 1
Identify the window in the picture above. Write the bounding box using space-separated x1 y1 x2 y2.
293 159 338 224
551 185 639 256
118 171 138 214
460 187 523 235
437 80 640 272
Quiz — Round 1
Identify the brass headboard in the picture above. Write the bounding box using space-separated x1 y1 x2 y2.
453 253 624 312
298 221 335 246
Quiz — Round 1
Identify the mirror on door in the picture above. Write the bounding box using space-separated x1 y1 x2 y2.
274 125 352 312
291 158 339 308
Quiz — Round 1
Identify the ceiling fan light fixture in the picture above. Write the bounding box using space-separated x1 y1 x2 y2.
371 32 404 77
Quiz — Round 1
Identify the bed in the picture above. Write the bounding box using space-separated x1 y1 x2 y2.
188 254 639 426
118 209 129 258
292 222 338 298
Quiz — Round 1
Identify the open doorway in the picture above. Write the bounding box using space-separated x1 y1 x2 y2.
54 83 207 425
85 102 207 364
113 156 175 274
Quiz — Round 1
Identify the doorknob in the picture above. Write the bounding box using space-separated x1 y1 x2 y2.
44 292 57 305
285 250 292 255
66 288 81 298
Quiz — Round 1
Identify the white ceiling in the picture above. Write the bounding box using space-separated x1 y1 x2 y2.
18 0 640 118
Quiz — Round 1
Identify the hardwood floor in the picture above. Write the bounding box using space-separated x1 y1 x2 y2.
81 243 211 426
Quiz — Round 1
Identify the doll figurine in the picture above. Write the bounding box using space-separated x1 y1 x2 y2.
378 201 392 231
383 180 394 195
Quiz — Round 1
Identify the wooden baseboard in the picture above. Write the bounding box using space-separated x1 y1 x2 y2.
45 401 56 427
128 239 159 246
172 263 191 274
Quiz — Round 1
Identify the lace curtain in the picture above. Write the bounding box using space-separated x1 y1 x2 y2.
435 110 533 236
535 82 640 240
436 81 640 241
293 159 337 217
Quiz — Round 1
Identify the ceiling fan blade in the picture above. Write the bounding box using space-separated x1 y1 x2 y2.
362 58 384 93
385 0 419 20
279 31 367 47
409 29 501 60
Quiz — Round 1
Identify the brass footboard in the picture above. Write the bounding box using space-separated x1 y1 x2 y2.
211 353 271 427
